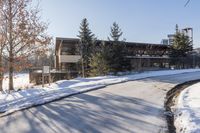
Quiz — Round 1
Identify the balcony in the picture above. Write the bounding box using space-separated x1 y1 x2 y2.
60 55 81 63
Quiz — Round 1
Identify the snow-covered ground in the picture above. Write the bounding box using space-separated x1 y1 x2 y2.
174 82 200 133
3 73 32 91
1 69 200 115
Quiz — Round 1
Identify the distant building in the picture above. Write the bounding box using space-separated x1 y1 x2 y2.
160 34 175 45
182 27 193 44
167 34 175 45
161 26 193 46
161 39 169 45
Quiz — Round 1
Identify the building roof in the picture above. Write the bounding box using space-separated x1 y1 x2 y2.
55 37 170 53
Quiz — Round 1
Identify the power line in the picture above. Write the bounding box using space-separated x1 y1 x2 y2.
184 0 191 7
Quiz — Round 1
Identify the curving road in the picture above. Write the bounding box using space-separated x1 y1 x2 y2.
0 72 200 133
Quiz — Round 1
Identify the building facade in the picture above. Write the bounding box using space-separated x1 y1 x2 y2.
55 37 170 73
55 38 81 71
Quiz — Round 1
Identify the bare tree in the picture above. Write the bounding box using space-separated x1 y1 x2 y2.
0 31 6 92
0 1 7 91
0 0 52 91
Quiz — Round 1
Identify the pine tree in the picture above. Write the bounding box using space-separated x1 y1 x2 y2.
108 22 127 74
171 32 192 57
89 42 110 76
77 18 95 76
109 22 123 41
170 31 192 68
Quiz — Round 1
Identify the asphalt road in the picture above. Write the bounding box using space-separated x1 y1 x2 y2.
1 72 200 133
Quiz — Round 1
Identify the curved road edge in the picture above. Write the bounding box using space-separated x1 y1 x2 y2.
164 79 200 133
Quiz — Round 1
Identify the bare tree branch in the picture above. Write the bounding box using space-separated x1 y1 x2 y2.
0 0 52 90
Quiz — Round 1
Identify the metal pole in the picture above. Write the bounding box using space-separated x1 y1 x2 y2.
81 56 85 78
191 28 195 68
139 57 141 71
188 28 195 68
42 72 44 87
81 43 85 78
49 67 51 86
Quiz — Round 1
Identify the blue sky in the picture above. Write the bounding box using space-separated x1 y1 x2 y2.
40 0 200 47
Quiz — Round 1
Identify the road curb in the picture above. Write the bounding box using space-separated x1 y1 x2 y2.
164 79 200 133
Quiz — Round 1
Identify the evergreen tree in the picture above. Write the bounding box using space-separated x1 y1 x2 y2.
170 32 192 57
77 18 95 76
89 42 110 76
109 22 123 41
108 22 127 74
170 31 192 68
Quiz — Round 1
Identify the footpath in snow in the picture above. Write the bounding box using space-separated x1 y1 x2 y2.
174 82 200 133
1 69 200 116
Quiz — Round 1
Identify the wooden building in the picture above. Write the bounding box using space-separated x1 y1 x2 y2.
30 37 171 85
55 38 81 71
55 37 170 72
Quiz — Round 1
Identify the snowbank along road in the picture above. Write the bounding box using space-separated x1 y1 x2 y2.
174 82 200 133
0 72 200 133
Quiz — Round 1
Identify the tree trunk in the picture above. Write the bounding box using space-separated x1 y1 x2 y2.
0 56 3 91
9 51 14 91
8 0 14 91
0 77 3 91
